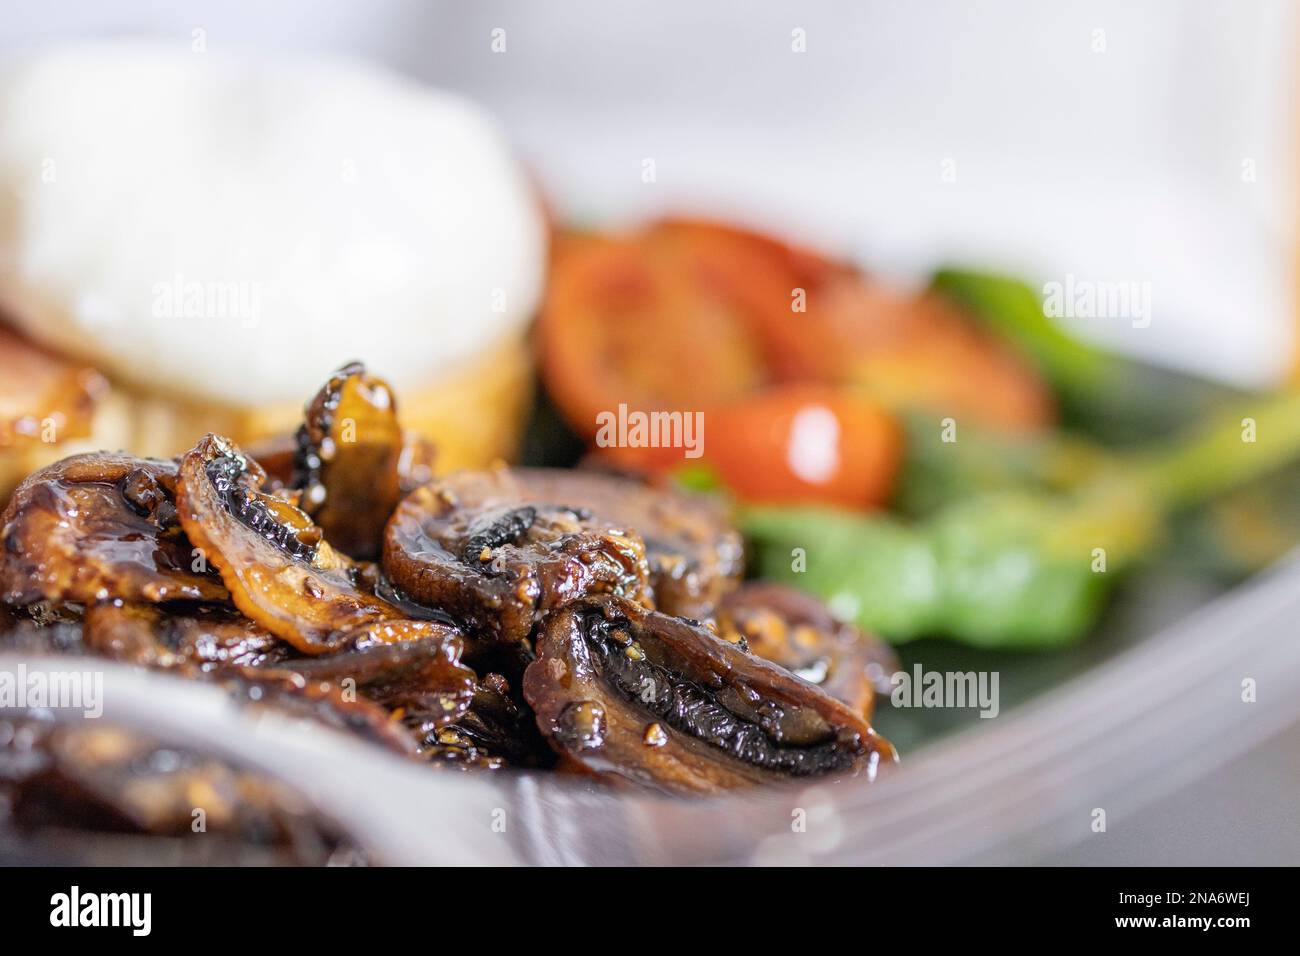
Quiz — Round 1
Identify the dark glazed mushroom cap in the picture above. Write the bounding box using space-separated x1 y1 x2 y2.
716 582 898 719
383 466 654 645
174 433 437 654
0 453 227 607
524 596 895 794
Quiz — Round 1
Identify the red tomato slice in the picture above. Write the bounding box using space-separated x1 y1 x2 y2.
699 384 902 509
538 232 768 457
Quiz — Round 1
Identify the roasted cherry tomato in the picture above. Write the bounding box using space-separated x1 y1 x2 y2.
647 218 855 382
538 232 768 454
653 220 1054 431
699 384 901 509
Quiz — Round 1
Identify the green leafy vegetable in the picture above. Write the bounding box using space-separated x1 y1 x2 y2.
744 391 1300 648
932 267 1246 440
932 268 1111 402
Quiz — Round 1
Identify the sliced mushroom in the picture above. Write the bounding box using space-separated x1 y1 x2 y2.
715 582 897 719
507 468 743 620
223 670 423 757
383 466 654 645
523 596 895 793
255 626 476 733
174 434 418 653
82 601 471 753
421 672 557 769
82 601 293 672
0 453 227 607
239 433 299 491
290 362 405 560
249 427 434 507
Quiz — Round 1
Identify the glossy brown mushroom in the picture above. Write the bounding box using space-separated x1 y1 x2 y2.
291 362 406 560
383 466 654 645
421 672 557 769
174 434 424 653
506 467 743 620
0 453 227 607
523 596 895 793
254 626 476 731
715 582 898 719
82 601 293 672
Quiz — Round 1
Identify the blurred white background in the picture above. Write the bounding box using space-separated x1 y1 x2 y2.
3 0 1296 385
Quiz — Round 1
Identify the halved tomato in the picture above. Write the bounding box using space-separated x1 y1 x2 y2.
646 218 856 382
537 218 1054 499
649 220 1054 430
699 383 902 509
538 231 768 464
